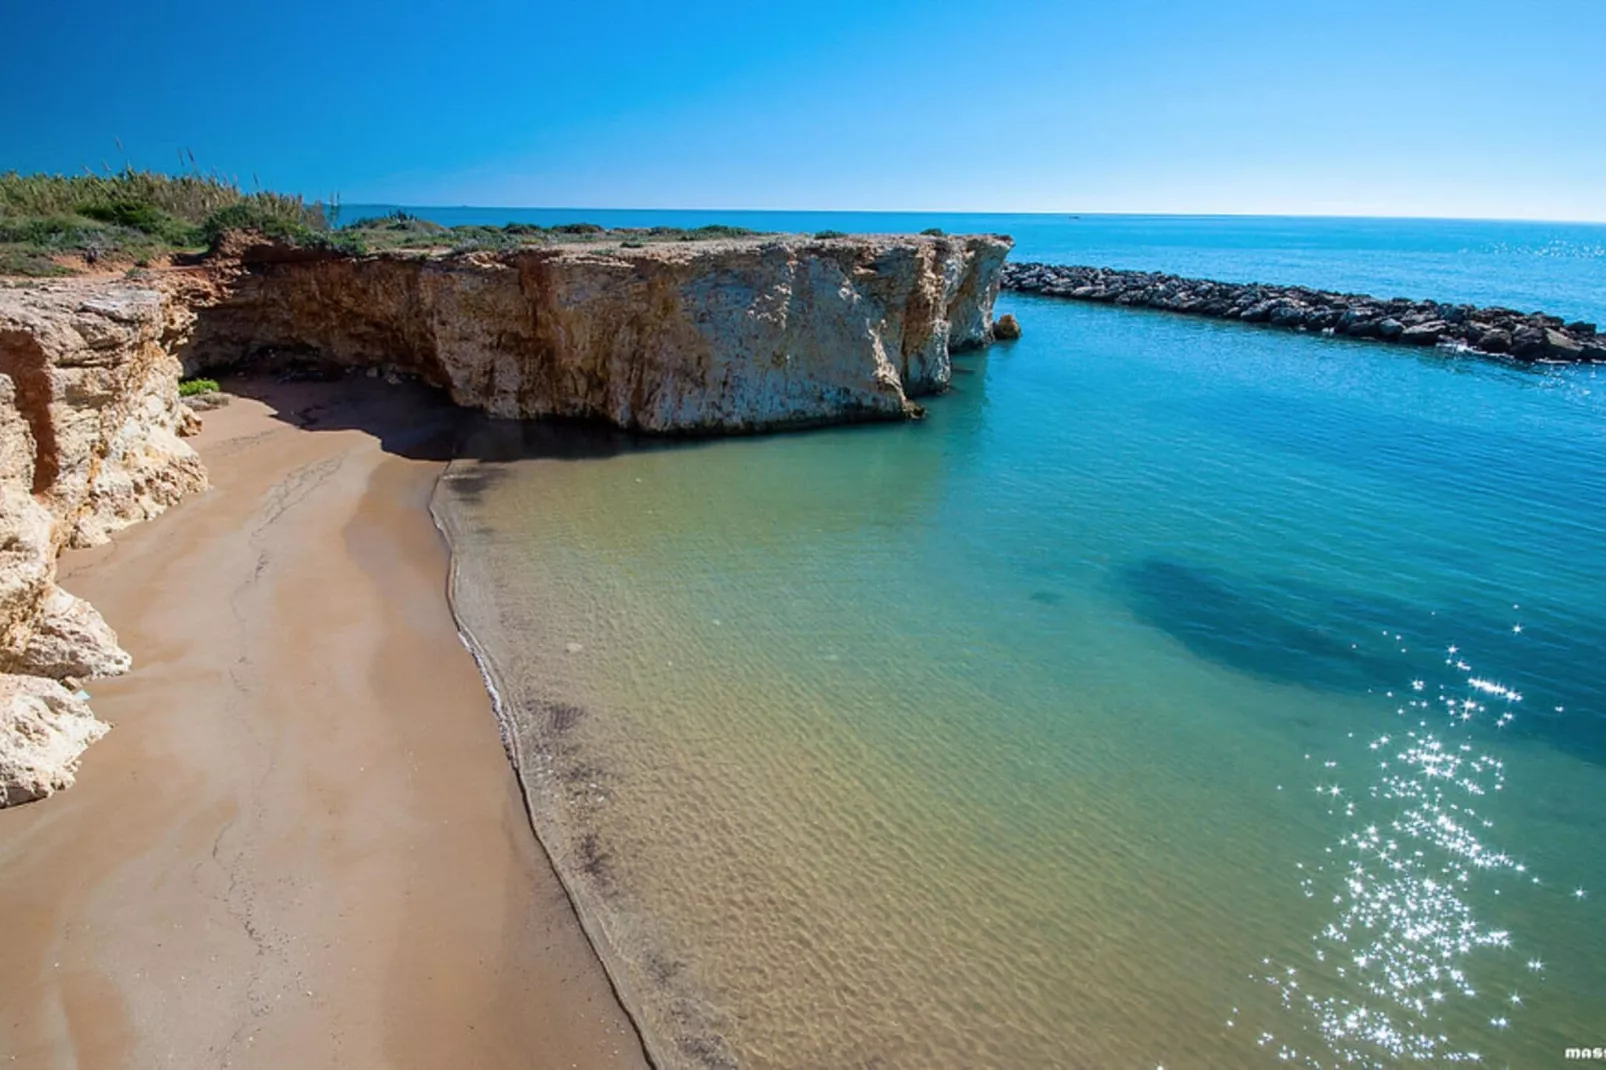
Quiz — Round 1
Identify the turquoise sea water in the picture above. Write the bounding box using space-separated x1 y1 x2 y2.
428 214 1606 1068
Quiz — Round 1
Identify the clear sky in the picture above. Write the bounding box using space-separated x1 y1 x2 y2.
5 0 1604 220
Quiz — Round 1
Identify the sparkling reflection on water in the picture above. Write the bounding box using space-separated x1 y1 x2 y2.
436 295 1606 1068
1250 644 1568 1067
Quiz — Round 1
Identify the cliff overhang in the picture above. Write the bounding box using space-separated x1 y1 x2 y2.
0 232 1015 803
179 233 1015 433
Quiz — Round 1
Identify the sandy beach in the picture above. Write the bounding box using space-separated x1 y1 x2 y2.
0 376 649 1069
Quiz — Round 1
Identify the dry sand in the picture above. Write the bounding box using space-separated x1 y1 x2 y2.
0 377 650 1069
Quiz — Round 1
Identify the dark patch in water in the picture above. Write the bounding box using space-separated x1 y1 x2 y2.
1122 555 1606 764
578 832 612 885
563 762 605 785
535 698 586 735
1123 557 1401 693
644 951 685 985
1029 589 1062 605
676 1032 737 1070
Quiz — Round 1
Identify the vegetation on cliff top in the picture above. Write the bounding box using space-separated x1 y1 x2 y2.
0 166 811 278
338 211 762 254
0 166 338 276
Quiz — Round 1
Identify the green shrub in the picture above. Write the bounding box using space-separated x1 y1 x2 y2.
344 210 447 236
0 245 73 276
920 227 945 237
813 229 847 239
179 377 220 397
201 196 329 249
79 200 194 241
692 224 755 239
0 213 96 245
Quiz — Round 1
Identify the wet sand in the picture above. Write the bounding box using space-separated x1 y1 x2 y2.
0 377 649 1069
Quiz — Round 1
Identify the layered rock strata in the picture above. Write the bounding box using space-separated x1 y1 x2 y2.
1002 262 1605 362
0 283 208 804
182 234 1014 431
0 233 1013 802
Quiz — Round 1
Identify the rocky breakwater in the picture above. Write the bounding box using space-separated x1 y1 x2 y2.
0 282 207 805
1002 262 1605 362
182 233 1014 431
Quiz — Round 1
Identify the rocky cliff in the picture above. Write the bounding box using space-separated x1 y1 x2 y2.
183 234 1013 431
0 282 208 804
0 233 1013 803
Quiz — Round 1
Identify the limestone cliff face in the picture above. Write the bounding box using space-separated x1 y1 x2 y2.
1 284 207 550
0 282 208 804
184 234 1013 431
0 233 1011 803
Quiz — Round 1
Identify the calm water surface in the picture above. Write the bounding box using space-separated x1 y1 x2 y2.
429 215 1606 1068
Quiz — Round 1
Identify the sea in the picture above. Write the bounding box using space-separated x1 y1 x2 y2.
387 208 1606 1069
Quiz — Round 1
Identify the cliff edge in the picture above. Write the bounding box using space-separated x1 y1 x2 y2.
0 283 208 803
184 234 1014 431
0 232 1013 803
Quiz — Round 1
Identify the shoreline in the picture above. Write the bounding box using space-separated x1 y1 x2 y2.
0 376 648 1068
426 484 666 1069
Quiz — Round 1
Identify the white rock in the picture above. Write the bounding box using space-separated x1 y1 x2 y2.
0 672 109 806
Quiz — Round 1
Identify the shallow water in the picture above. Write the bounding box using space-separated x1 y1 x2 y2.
433 221 1606 1068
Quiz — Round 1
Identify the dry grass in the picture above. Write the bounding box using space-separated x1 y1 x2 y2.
0 163 337 275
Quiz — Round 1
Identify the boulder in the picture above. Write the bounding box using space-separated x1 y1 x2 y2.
1400 321 1446 346
20 587 131 679
1543 328 1585 360
1510 325 1548 360
993 313 1022 340
0 673 108 806
1267 303 1307 327
1476 328 1512 353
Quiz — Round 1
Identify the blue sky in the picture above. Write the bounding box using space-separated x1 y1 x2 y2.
5 0 1604 220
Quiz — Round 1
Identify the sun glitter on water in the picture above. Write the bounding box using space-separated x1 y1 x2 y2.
1247 646 1557 1068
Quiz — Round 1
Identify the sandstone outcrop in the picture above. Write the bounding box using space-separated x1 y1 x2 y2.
0 673 106 806
0 233 1014 803
1002 262 1605 363
0 281 209 805
182 234 1014 431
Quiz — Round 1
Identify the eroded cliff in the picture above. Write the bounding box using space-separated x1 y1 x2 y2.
0 232 1013 803
183 234 1013 431
0 282 208 803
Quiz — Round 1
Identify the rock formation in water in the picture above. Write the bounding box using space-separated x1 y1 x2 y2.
0 233 1013 802
0 283 208 804
182 234 1014 431
1002 262 1605 362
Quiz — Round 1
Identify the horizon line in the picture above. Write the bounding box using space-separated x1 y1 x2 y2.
337 203 1606 227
